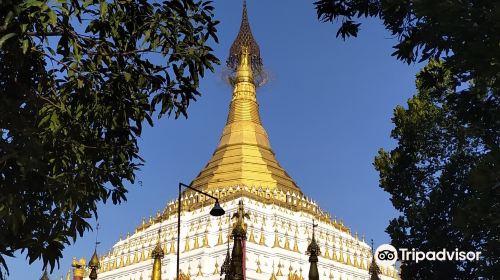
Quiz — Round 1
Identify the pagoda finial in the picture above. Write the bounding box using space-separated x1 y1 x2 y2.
369 239 382 280
306 220 320 280
87 222 100 280
227 200 249 280
151 222 164 280
228 0 262 73
221 223 231 280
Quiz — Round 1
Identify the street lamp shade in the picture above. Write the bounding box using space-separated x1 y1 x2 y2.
210 201 225 216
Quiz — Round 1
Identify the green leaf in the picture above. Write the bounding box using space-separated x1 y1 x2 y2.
20 24 28 33
99 1 108 18
2 11 14 30
49 112 60 131
22 40 29 54
123 72 131 81
23 0 44 8
0 33 16 48
38 111 50 127
48 10 57 26
83 0 93 8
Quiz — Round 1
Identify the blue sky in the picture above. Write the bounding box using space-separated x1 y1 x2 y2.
7 1 422 279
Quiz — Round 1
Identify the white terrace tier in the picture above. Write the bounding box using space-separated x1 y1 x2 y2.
138 185 350 234
95 197 398 280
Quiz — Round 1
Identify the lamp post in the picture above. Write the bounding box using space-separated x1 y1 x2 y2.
177 182 225 280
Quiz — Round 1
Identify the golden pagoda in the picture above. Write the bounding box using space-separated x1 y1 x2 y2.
93 2 397 280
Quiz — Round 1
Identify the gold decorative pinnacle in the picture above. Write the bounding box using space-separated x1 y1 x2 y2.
339 249 345 264
125 254 130 265
272 229 281 248
293 234 299 252
169 241 176 254
193 235 200 250
249 226 256 243
183 235 190 252
132 251 138 264
227 0 262 72
213 260 220 275
197 262 203 277
202 230 210 248
354 253 359 268
346 252 352 266
256 257 262 273
162 243 168 257
148 248 153 260
270 262 278 280
284 232 291 250
217 227 224 245
276 262 284 277
324 244 330 259
259 226 266 246
329 270 334 280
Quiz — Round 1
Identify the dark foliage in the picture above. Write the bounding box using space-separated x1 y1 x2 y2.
315 0 499 279
0 0 219 277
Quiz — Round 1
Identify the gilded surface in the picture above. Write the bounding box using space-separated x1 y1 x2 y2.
190 48 301 194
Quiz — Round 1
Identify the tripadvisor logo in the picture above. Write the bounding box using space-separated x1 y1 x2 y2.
375 244 398 266
375 244 482 266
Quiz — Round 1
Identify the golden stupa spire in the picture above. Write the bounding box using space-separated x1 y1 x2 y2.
88 249 100 280
227 0 262 73
189 1 301 194
151 228 164 280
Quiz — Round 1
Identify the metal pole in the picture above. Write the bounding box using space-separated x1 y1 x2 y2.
176 183 182 280
182 183 219 202
176 182 221 280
